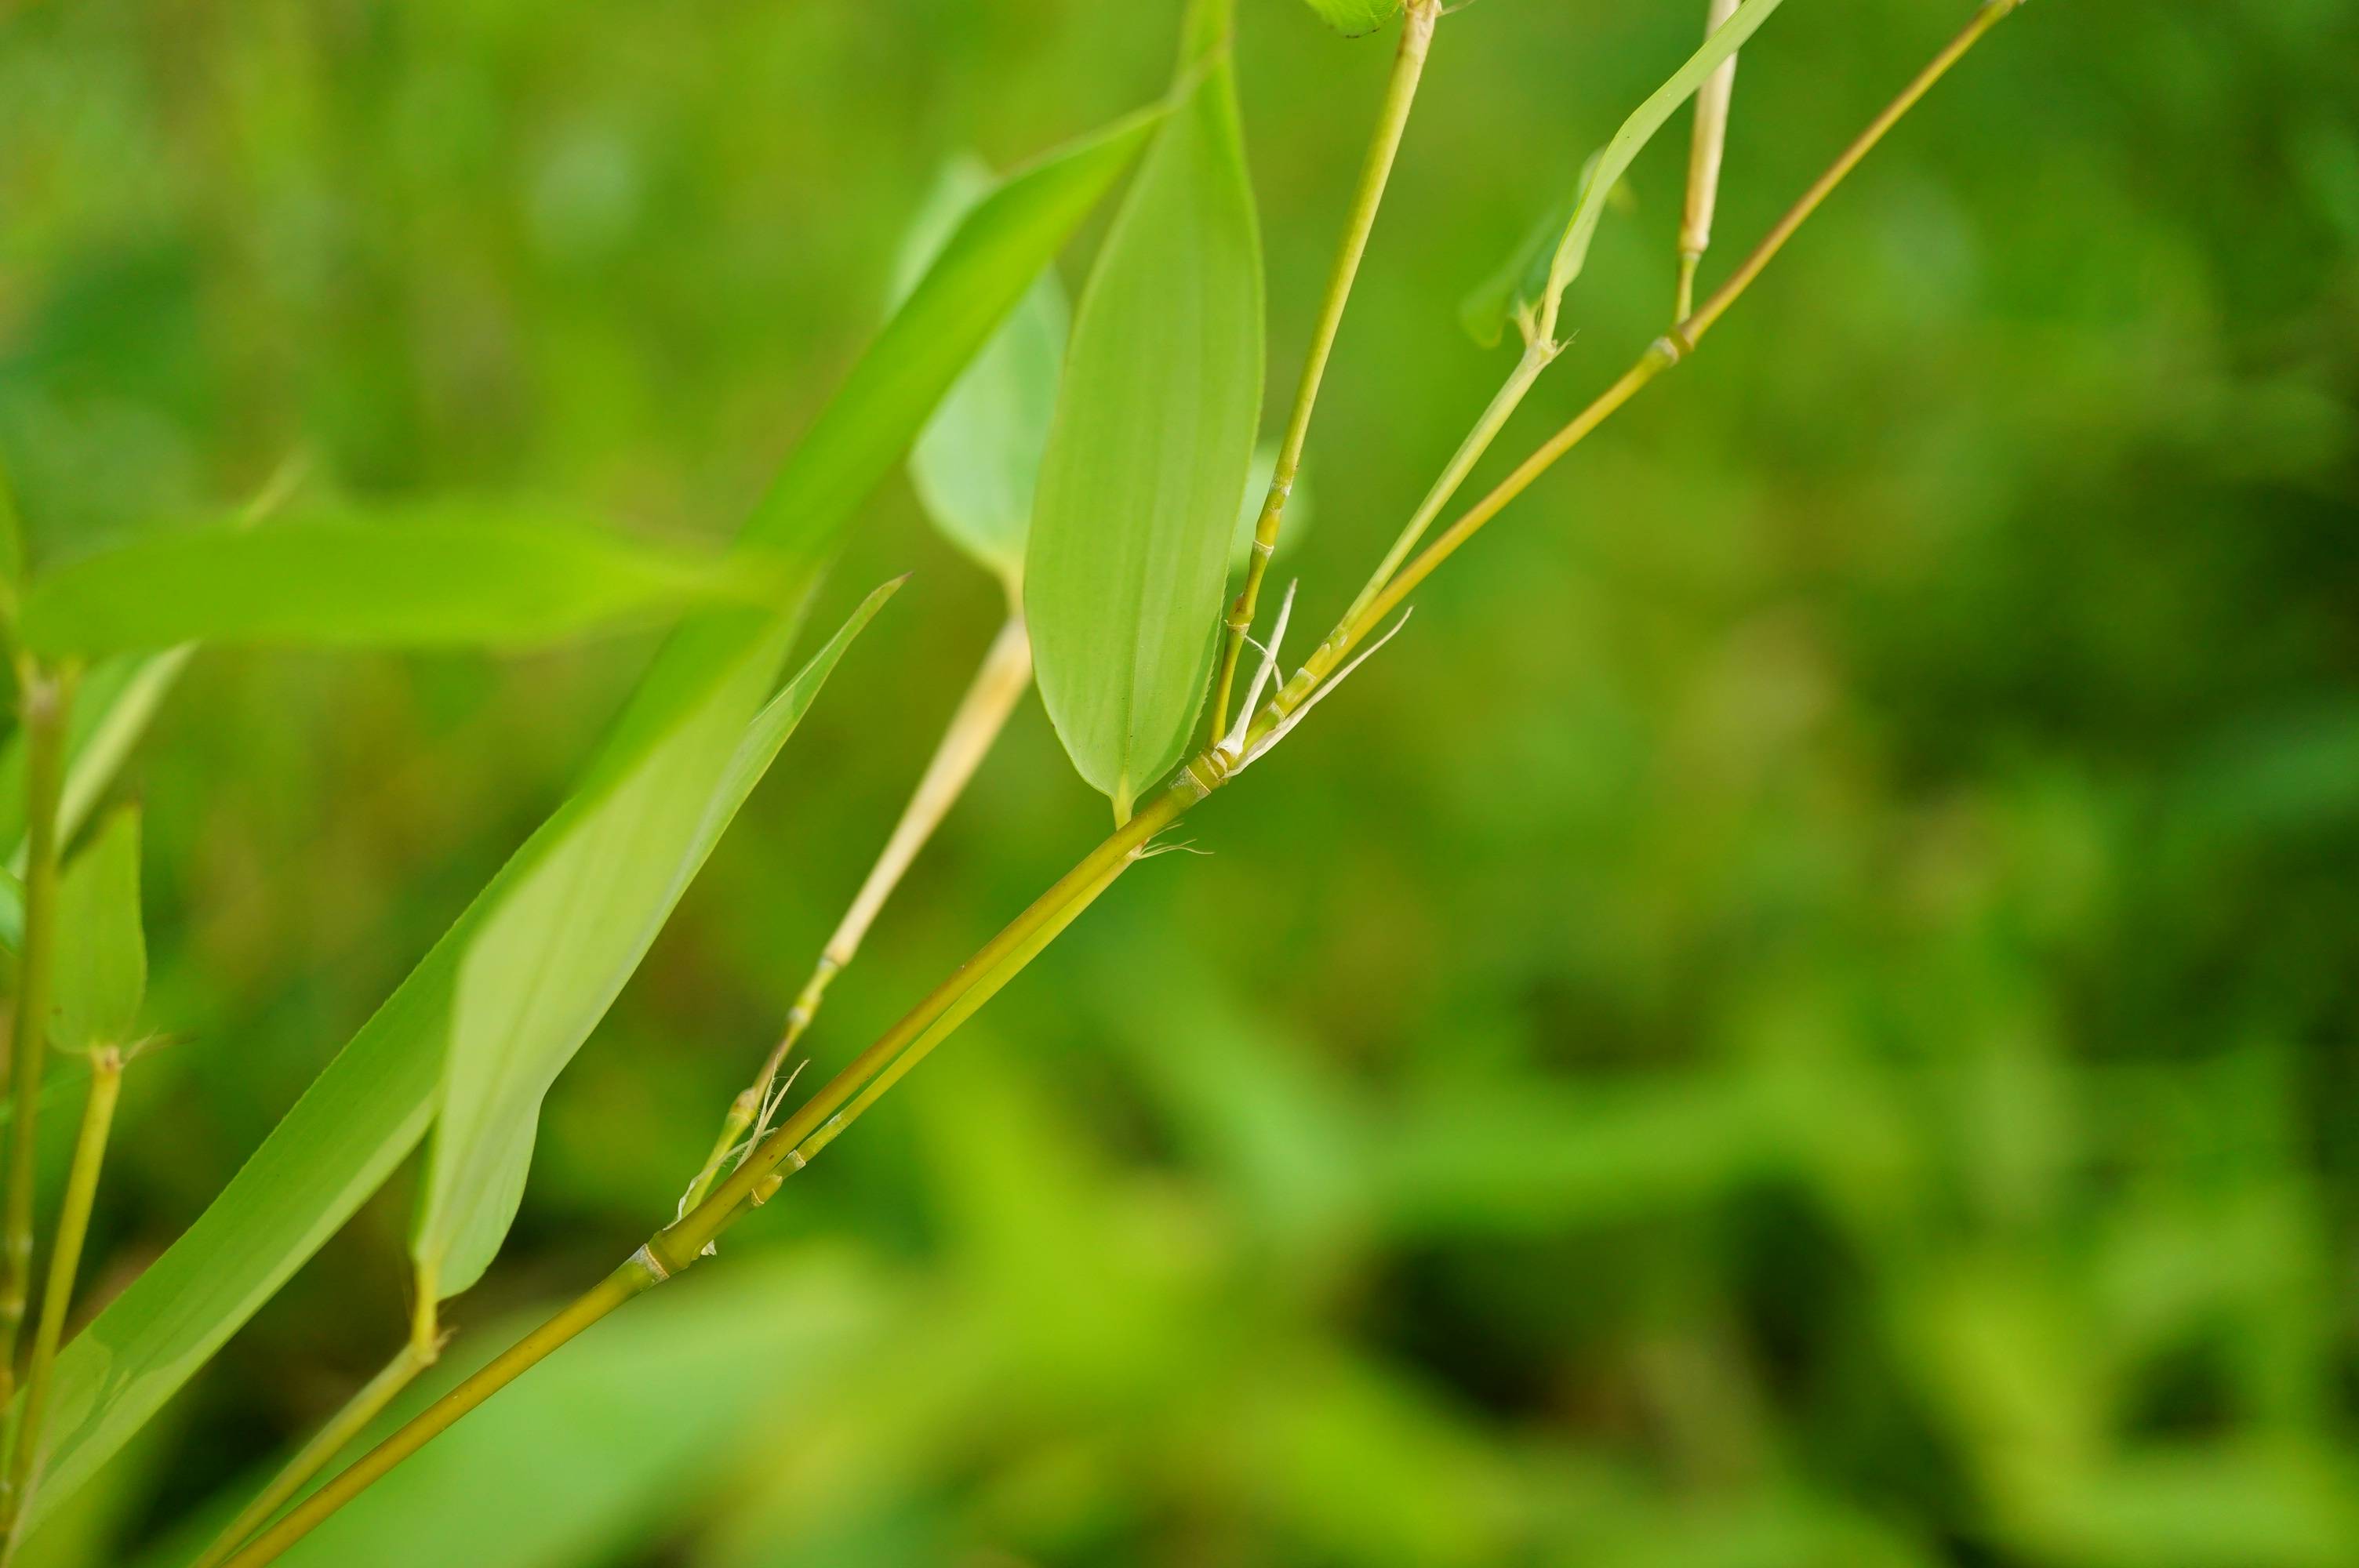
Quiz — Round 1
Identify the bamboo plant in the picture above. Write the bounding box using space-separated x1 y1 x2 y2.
0 0 2034 1559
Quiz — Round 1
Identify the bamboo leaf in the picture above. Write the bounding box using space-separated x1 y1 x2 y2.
17 506 779 659
1459 182 1578 350
1027 2 1266 815
410 579 900 1300
21 97 1160 1530
739 103 1166 563
891 155 1070 593
0 651 191 954
0 652 191 856
1459 0 1785 346
49 808 144 1055
1302 0 1400 37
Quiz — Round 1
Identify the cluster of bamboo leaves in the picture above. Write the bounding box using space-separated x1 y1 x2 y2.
0 0 2023 1553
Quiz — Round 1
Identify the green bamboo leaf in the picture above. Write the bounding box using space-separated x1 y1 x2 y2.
1458 180 1578 350
891 155 1070 593
1459 0 1785 346
50 808 144 1055
1027 0 1266 816
0 650 191 954
17 506 781 659
23 96 1161 1530
410 578 900 1301
0 651 191 858
739 103 1166 563
1302 0 1400 37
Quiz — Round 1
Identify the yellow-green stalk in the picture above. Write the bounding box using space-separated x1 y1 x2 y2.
679 612 1036 1217
1 1047 121 1555
0 662 75 1407
1677 0 1743 320
1210 0 1442 736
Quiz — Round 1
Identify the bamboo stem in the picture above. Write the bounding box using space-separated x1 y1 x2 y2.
1677 0 1743 320
209 9 2026 1555
1325 336 1554 656
660 781 1189 1269
1328 0 2026 673
678 613 1035 1215
0 663 73 1407
0 1049 118 1555
1684 0 2021 347
1210 0 1441 736
217 1251 665 1568
187 1338 441 1568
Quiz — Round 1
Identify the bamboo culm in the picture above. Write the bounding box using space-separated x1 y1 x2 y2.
0 663 73 1414
1210 0 1441 736
0 1049 119 1557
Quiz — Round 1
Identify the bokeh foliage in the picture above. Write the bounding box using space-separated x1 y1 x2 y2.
4 0 2358 1563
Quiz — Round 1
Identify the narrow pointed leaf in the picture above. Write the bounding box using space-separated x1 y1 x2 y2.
1459 183 1579 350
24 95 1161 1529
49 808 144 1055
0 649 191 950
740 103 1165 562
891 156 1070 592
411 579 900 1299
21 601 799 1528
1027 5 1266 814
18 506 781 659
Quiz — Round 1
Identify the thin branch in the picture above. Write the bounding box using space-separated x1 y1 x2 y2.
1683 0 2021 346
187 1337 442 1568
0 663 74 1413
679 613 1034 1215
220 1252 665 1568
1210 0 1441 737
1329 0 2029 670
1677 0 1743 320
1 1047 120 1555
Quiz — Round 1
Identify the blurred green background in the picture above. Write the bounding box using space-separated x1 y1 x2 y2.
6 0 2359 1563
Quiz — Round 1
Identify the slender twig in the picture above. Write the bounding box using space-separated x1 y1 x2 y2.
214 9 2025 1558
187 1337 442 1568
1326 337 1556 648
0 1047 120 1556
679 612 1035 1215
1677 0 1743 320
1317 0 2027 673
0 662 74 1408
1680 0 2020 347
219 1251 664 1568
1209 0 1441 737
